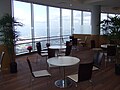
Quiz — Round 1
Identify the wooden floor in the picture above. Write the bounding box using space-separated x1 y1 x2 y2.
0 47 120 90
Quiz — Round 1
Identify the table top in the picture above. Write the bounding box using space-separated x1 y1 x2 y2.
101 44 120 48
92 48 103 51
47 56 80 67
77 38 82 41
49 45 66 49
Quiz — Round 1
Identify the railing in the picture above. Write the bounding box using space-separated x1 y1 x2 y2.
15 35 70 55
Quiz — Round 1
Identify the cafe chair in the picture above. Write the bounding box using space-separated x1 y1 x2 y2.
79 36 88 47
92 52 104 71
46 43 50 49
26 57 51 89
67 62 93 87
36 42 48 54
47 48 58 68
72 38 78 49
59 41 72 56
58 49 66 56
107 45 117 59
69 36 77 50
69 35 74 40
48 48 55 58
47 48 62 74
65 41 72 56
104 45 117 67
0 52 5 72
36 42 48 62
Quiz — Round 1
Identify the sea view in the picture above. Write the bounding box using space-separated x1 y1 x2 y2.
14 0 91 55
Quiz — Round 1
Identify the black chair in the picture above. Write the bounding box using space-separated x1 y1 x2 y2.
26 57 51 88
48 48 59 68
104 45 117 66
46 43 50 48
0 52 5 72
58 41 72 56
69 36 77 49
71 37 77 50
65 41 72 56
36 42 48 55
36 42 48 60
107 45 117 57
67 62 93 87
109 40 116 44
48 48 55 58
92 52 104 70
91 40 96 48
69 35 73 41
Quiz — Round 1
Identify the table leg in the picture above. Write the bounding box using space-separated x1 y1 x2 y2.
55 67 72 88
55 79 72 88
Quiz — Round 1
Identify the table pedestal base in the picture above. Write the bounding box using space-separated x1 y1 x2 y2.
55 79 72 88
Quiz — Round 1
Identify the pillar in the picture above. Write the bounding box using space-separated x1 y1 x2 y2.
91 5 101 35
0 0 12 18
91 5 101 47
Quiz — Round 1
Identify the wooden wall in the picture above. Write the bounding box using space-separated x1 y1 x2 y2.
73 34 108 48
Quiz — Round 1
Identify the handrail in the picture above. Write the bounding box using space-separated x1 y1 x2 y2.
16 35 69 45
15 35 70 55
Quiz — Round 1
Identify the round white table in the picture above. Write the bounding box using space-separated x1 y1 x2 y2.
49 45 66 50
101 44 120 48
92 48 102 51
49 45 66 56
47 56 80 88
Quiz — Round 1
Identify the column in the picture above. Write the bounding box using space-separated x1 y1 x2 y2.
91 5 101 47
91 5 101 35
0 0 12 17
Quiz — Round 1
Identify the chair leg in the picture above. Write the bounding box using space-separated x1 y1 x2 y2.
31 79 34 90
0 70 4 87
89 79 94 86
105 59 107 67
104 54 108 67
0 70 2 80
47 76 52 89
75 83 78 87
36 55 39 64
29 75 34 90
45 56 48 68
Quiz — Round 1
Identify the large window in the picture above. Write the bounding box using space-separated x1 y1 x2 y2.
14 0 93 55
100 13 116 35
49 7 60 37
108 14 115 17
100 13 107 35
34 4 47 38
101 13 107 21
14 1 31 39
82 11 91 34
14 1 31 54
49 7 60 44
73 11 91 34
62 9 71 35
73 10 81 34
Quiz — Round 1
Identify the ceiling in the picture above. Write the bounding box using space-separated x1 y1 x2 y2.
17 0 120 14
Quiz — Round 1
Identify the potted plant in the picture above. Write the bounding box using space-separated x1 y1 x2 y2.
0 13 23 73
100 15 120 44
27 46 33 53
100 15 120 75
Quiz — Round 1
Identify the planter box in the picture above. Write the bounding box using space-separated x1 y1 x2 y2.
10 62 17 73
115 64 120 75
